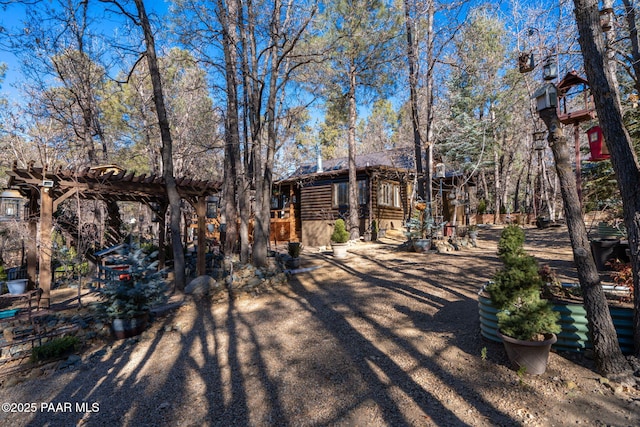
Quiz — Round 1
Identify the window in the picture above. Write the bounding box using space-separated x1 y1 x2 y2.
379 182 401 208
358 180 368 205
333 182 348 207
333 180 368 207
271 196 281 209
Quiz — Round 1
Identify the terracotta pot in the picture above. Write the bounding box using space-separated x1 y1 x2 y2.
498 330 557 375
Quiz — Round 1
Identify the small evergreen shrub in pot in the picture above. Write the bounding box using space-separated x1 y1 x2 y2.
97 248 168 339
287 242 302 258
287 242 302 268
487 225 560 374
371 220 379 240
331 219 350 259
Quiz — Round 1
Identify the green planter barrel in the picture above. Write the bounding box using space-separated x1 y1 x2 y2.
478 294 634 355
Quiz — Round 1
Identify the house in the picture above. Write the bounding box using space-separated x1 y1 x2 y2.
273 148 475 247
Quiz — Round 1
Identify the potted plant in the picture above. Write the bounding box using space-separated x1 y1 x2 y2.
98 248 168 339
486 225 560 375
287 241 302 268
607 259 633 301
371 220 379 241
331 219 350 259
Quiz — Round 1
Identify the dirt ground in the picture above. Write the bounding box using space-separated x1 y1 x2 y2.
0 224 639 426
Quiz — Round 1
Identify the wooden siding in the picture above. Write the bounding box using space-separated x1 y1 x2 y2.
300 181 334 222
370 175 407 223
300 174 409 224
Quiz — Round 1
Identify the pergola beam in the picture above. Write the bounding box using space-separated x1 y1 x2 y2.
5 164 222 307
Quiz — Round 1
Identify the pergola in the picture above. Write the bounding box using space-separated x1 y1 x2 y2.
6 161 222 307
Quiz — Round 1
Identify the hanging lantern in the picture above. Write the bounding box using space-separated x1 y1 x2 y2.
542 57 557 81
206 196 219 218
533 131 547 151
587 126 610 161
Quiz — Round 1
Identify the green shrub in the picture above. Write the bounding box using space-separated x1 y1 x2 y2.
331 219 350 243
497 223 526 261
31 336 79 362
477 199 487 215
287 242 302 258
98 248 168 319
487 225 560 341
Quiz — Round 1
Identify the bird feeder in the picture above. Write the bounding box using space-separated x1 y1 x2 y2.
518 52 535 73
600 7 614 32
435 163 446 179
532 83 558 112
587 126 610 161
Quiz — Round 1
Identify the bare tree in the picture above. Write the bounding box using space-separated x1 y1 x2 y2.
101 0 187 288
2 0 109 167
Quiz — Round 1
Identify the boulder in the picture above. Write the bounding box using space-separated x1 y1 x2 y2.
185 275 220 299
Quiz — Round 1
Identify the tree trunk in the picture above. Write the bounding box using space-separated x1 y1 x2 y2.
347 61 359 239
404 0 424 201
254 14 281 268
424 2 435 220
217 0 241 258
493 144 501 223
539 107 632 379
573 0 640 358
134 0 185 289
622 0 640 95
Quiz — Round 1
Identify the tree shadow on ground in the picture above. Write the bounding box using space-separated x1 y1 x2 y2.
1 225 633 426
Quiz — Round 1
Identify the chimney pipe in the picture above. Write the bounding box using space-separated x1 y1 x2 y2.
317 150 323 173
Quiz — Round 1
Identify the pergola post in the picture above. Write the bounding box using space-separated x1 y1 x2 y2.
158 202 168 270
195 196 207 276
38 187 53 308
27 219 37 290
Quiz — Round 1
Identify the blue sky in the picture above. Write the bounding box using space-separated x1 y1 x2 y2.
0 1 170 103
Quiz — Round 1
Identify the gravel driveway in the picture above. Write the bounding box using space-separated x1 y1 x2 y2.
0 225 639 426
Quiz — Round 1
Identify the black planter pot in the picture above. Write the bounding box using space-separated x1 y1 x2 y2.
111 313 149 339
590 239 620 271
536 217 551 229
498 331 557 375
286 257 301 269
